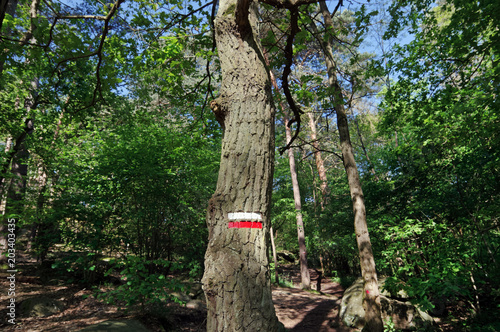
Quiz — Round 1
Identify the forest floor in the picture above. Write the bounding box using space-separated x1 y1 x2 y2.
0 254 358 332
1 256 466 331
272 266 354 332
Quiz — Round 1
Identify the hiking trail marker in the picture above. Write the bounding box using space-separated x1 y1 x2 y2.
227 212 262 229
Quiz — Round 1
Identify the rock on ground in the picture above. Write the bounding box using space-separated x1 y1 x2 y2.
340 278 436 330
76 319 151 332
19 296 64 317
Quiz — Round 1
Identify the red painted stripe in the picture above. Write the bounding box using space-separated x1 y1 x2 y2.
228 221 262 229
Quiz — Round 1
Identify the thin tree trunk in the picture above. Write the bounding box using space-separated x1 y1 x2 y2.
285 114 311 290
264 45 310 291
270 226 279 285
201 1 284 331
307 111 330 208
319 2 383 331
307 112 329 292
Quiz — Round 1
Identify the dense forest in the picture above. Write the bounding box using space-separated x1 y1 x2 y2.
0 0 499 331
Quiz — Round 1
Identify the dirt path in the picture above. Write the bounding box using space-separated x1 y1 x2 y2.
273 268 353 332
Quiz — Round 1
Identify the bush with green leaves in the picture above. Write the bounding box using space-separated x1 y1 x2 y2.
95 255 185 311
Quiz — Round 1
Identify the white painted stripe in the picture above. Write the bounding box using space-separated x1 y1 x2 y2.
228 212 262 221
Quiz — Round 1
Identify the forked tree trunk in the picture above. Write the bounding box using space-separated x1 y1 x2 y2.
319 2 383 331
284 115 311 290
201 1 284 331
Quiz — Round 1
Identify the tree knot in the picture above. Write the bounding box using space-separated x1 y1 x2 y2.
210 98 228 129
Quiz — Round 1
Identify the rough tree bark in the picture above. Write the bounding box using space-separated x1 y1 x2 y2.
319 2 384 331
201 1 285 331
284 114 311 290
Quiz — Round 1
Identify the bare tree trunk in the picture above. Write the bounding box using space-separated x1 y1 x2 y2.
270 226 279 285
307 112 329 292
307 111 330 208
319 2 383 331
201 1 284 331
284 115 311 290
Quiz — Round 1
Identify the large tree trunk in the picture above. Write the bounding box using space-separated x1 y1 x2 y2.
201 1 284 331
319 2 383 331
284 115 311 290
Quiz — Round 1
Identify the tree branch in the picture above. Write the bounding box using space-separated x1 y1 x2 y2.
51 0 124 112
291 137 344 161
44 1 109 20
279 7 304 155
259 0 321 9
92 0 125 103
154 1 215 40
